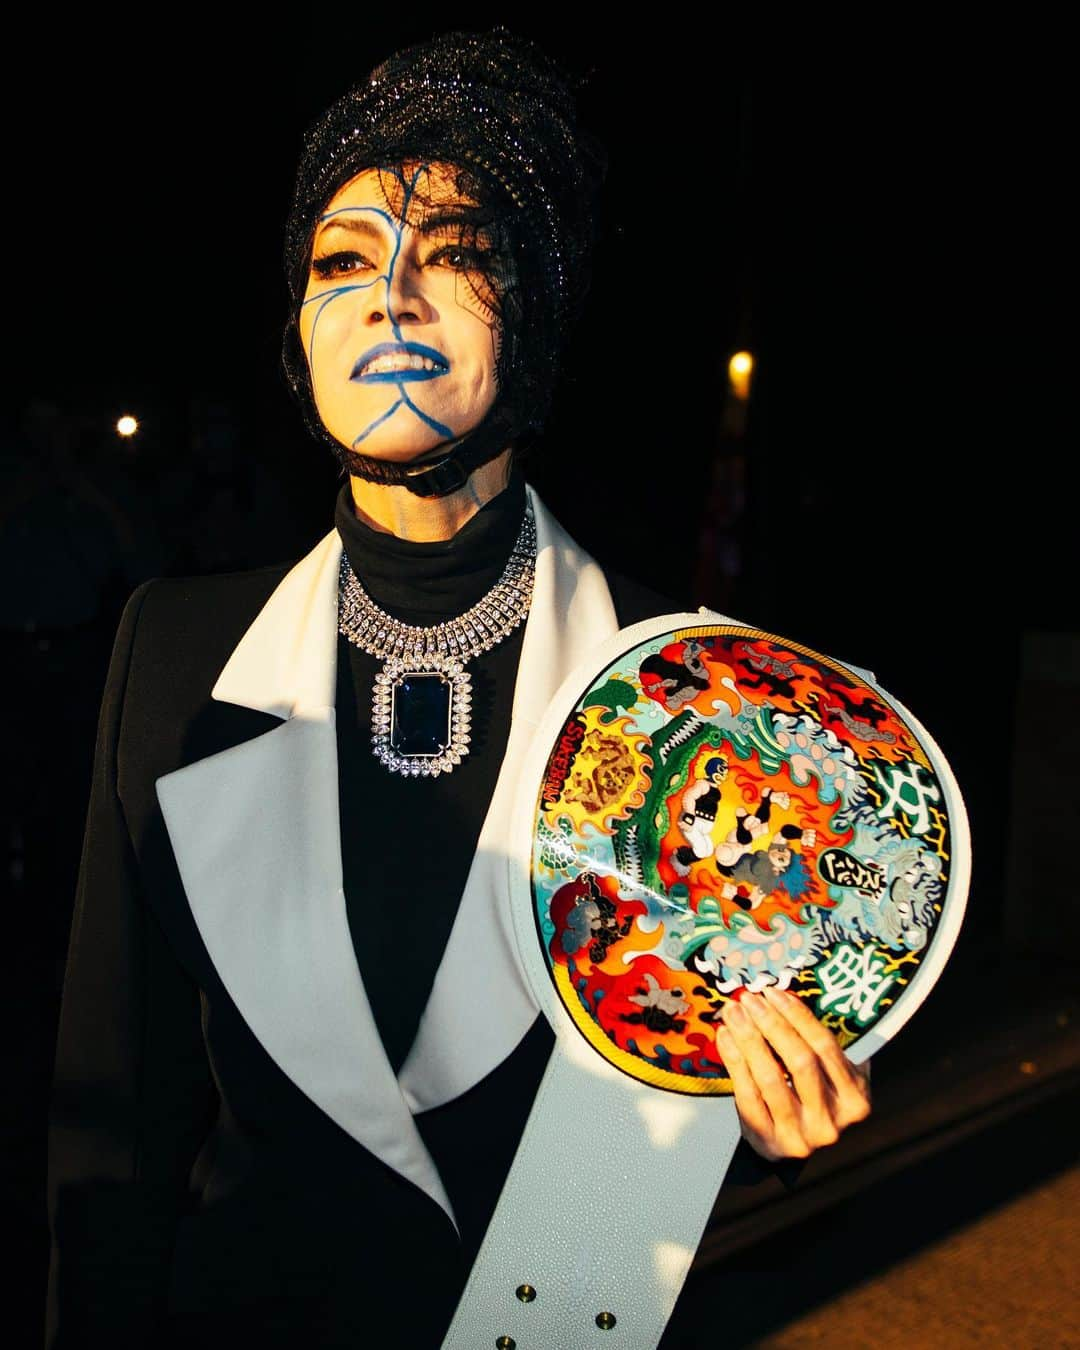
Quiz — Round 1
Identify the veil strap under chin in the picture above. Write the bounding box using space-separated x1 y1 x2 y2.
338 404 517 498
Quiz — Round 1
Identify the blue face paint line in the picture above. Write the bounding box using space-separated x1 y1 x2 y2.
350 341 450 382
351 398 407 446
398 387 454 439
304 290 350 382
308 163 474 449
383 177 412 342
301 276 378 305
305 290 362 404
303 280 379 377
317 203 400 232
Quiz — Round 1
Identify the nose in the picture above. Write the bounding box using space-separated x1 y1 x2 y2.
367 251 435 327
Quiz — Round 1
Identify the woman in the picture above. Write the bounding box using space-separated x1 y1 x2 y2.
45 27 870 1349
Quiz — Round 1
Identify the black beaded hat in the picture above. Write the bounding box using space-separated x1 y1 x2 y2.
280 25 609 496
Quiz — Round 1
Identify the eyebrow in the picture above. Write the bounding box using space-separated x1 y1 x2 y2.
418 208 487 236
316 207 487 243
316 216 383 242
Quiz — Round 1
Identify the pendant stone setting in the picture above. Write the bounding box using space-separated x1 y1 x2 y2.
338 498 535 779
372 655 472 777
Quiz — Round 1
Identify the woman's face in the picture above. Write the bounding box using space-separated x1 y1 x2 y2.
299 160 507 463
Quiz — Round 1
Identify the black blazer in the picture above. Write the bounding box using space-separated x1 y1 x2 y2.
45 511 780 1349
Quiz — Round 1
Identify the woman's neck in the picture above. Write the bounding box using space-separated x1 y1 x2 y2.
347 450 514 541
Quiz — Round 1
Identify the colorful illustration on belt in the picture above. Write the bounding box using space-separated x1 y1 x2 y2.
531 626 953 1095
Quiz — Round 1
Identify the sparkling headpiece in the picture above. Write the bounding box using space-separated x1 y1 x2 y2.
280 26 608 494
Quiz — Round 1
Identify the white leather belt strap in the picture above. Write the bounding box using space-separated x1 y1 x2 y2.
443 614 753 1349
442 609 971 1348
441 1019 743 1350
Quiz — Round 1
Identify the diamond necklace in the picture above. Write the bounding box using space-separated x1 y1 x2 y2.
336 500 537 777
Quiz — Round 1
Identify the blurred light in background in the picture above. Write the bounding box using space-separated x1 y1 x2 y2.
116 414 138 437
728 351 753 403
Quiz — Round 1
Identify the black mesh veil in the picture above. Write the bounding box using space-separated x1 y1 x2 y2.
280 26 609 496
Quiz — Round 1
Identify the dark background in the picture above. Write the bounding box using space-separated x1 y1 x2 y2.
3 13 1072 1345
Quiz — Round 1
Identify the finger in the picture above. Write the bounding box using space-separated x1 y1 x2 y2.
721 999 806 1150
742 995 842 1151
827 1065 872 1127
814 1051 871 1130
742 993 832 1126
762 987 867 1091
763 987 872 1123
837 1058 874 1112
715 1026 781 1159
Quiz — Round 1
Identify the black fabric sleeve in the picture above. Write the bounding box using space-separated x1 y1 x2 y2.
45 582 218 1348
723 1137 804 1190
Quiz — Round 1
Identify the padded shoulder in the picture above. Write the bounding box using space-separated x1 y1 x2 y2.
126 558 293 689
112 559 299 809
133 557 296 648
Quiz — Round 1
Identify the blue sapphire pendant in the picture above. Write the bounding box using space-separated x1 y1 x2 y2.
371 655 472 777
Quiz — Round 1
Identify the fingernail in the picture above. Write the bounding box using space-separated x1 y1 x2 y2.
744 996 765 1020
724 1001 747 1028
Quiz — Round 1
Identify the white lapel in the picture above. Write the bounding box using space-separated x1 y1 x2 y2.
153 485 620 1227
398 487 621 1111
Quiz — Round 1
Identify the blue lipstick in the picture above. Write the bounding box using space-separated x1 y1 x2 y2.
350 341 450 384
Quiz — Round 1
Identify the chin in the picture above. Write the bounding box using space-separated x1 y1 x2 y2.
329 422 447 464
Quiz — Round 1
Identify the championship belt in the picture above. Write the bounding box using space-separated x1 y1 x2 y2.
442 614 970 1350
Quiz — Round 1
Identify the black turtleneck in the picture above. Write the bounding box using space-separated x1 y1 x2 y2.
332 467 552 1269
331 476 785 1305
333 466 530 1062
333 467 528 624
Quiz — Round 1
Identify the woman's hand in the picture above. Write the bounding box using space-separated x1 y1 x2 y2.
715 985 872 1161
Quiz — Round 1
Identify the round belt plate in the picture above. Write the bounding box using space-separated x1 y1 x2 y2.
516 616 971 1096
